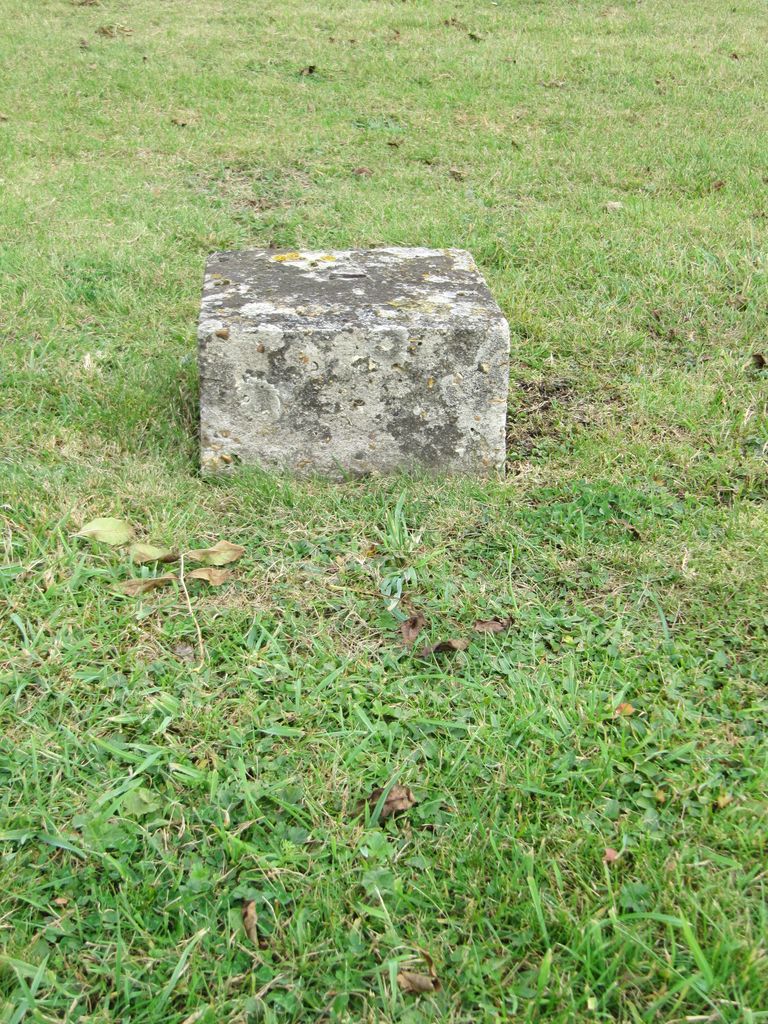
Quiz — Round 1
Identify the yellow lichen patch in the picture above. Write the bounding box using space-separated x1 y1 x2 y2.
270 252 302 262
387 298 448 314
319 254 336 262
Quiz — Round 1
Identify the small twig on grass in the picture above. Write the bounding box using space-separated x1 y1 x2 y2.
179 553 205 669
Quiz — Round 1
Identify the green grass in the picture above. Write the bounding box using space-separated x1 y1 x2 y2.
1 0 767 1020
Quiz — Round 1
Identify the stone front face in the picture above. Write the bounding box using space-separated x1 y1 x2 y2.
198 248 509 477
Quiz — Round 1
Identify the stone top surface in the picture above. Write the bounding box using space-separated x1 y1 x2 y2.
201 247 506 331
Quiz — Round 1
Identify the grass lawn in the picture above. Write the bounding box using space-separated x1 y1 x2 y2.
1 0 767 1020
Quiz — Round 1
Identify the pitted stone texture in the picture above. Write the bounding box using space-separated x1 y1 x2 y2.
198 247 509 477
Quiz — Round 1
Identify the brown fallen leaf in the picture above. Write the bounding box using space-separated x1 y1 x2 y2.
130 542 177 564
187 567 231 586
52 896 69 906
397 971 440 994
751 352 766 369
615 702 636 717
353 166 373 176
473 617 512 634
117 574 176 597
400 612 427 646
186 540 245 566
172 642 195 663
603 847 620 864
449 166 466 181
616 518 642 540
96 24 132 37
416 638 468 658
362 783 416 821
299 64 317 76
242 899 258 944
710 179 726 192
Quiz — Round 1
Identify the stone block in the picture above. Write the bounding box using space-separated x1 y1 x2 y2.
198 247 509 477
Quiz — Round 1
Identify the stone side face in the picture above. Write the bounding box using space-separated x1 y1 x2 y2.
198 248 509 477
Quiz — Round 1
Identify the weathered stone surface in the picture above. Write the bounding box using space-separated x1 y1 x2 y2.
198 247 509 477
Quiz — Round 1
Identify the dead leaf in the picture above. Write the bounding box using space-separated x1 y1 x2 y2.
130 543 177 564
751 352 766 369
299 64 317 76
96 24 132 37
616 518 641 540
75 517 134 546
117 574 176 597
353 166 373 176
52 896 69 906
362 783 416 821
710 179 726 191
397 947 441 993
242 900 258 944
615 702 636 717
473 617 512 634
187 567 231 586
400 612 427 646
449 166 466 181
468 31 483 42
603 847 620 864
172 642 195 662
397 966 441 994
605 201 624 212
185 540 244 566
416 638 468 658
